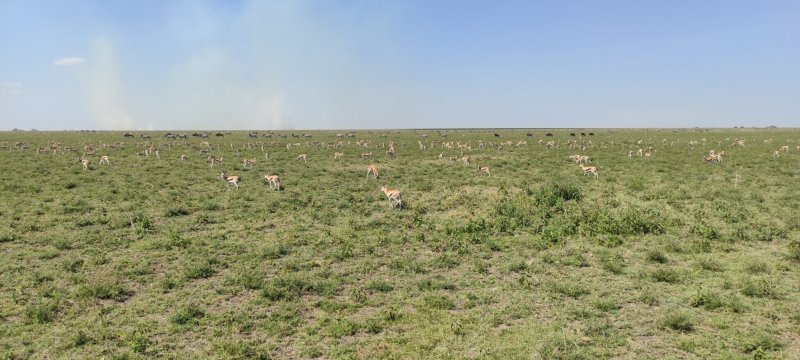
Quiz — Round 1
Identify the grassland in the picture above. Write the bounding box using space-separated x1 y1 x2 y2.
0 128 798 359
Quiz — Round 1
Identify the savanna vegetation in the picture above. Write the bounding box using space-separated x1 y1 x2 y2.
0 128 798 359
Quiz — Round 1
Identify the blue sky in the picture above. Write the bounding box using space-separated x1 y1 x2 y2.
1 0 798 130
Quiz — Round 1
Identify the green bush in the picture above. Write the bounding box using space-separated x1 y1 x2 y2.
171 305 205 326
662 310 695 332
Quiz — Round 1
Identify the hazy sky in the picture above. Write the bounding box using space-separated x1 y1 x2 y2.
1 1 798 130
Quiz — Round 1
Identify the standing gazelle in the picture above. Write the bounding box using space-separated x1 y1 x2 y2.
478 166 491 176
99 156 110 165
243 157 256 168
334 152 344 160
297 154 308 163
380 185 403 209
79 159 90 171
264 174 281 191
220 172 240 189
580 164 599 179
367 165 379 180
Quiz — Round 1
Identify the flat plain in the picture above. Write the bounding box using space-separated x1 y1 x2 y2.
0 128 798 359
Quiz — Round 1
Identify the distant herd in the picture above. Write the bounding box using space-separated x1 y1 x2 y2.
3 130 797 209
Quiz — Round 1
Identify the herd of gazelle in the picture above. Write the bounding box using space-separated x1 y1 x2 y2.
55 132 800 209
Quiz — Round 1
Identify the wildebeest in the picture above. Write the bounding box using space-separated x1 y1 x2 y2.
164 133 175 139
527 133 533 137
494 133 500 137
580 133 586 136
123 132 134 138
589 132 595 136
249 133 258 138
546 133 554 137
570 133 576 137
215 132 224 137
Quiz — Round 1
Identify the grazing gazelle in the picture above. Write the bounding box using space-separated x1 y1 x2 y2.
243 157 256 168
334 152 344 160
79 158 90 171
361 152 372 160
99 155 110 165
180 154 188 162
478 166 491 176
380 185 403 209
296 154 308 163
220 172 240 189
580 164 599 178
367 165 379 180
264 174 281 191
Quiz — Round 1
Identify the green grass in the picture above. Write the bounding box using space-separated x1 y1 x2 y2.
1 128 799 358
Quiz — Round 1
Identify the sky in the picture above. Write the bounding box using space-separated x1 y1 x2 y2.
0 0 798 130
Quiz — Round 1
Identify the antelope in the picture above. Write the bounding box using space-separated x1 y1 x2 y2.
704 152 723 163
220 172 240 189
264 174 281 191
79 159 90 171
627 150 633 158
462 155 470 166
478 166 491 176
367 165 379 180
180 155 188 161
636 149 643 157
243 157 256 168
779 145 789 152
361 152 372 160
380 185 403 209
580 164 598 178
448 156 459 163
297 154 308 162
386 148 395 158
208 155 222 168
438 153 445 161
334 152 344 160
569 155 590 164
773 150 780 158
99 156 110 165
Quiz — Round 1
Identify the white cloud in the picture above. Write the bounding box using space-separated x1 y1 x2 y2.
53 57 86 66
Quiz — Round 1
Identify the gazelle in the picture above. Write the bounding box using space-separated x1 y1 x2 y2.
773 150 780 158
478 166 491 176
297 154 308 162
181 155 188 161
220 172 240 189
208 155 222 168
580 164 598 178
264 174 281 191
334 152 344 160
361 152 372 160
462 155 470 166
380 185 403 209
367 165 379 180
99 156 110 165
243 157 256 168
79 159 90 171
